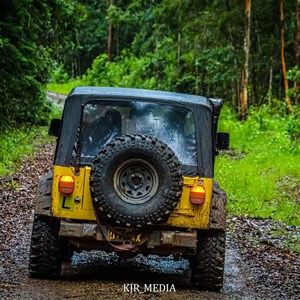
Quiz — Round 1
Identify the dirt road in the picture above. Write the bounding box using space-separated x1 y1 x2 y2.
0 143 299 299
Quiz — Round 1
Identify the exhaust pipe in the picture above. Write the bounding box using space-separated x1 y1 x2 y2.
187 247 197 256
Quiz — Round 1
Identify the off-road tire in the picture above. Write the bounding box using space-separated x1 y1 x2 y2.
90 134 183 227
29 216 62 278
190 229 226 291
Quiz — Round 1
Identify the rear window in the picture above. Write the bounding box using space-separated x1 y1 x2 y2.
77 101 197 166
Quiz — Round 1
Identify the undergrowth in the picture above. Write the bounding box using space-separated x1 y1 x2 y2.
215 105 300 226
47 78 88 95
0 104 61 177
0 127 49 176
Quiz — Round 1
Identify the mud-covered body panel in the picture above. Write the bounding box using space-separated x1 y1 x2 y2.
35 173 52 216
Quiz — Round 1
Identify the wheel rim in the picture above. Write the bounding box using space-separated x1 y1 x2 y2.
113 159 159 204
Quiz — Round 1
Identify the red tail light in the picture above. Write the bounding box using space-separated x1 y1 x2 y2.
59 175 75 194
190 185 206 204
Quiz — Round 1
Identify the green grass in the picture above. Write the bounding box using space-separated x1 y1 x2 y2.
0 103 61 177
215 106 300 226
47 78 88 95
0 126 53 176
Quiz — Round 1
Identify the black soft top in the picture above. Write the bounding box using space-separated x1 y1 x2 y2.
54 87 221 178
67 87 212 109
68 86 211 108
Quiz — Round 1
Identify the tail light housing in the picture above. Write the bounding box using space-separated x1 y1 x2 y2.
59 175 75 194
190 185 206 205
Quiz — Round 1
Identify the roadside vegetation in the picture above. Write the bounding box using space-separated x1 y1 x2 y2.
0 127 48 177
216 106 300 226
0 106 61 177
47 78 88 95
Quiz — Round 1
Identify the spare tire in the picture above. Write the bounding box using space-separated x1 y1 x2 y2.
90 134 183 227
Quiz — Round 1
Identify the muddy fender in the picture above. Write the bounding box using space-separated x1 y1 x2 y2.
210 180 227 229
35 172 53 216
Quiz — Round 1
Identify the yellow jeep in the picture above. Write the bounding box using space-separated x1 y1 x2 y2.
29 87 229 291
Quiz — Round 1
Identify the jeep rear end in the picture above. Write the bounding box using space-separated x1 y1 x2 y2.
29 87 228 291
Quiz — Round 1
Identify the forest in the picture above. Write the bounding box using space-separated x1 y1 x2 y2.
0 0 300 227
1 3 300 298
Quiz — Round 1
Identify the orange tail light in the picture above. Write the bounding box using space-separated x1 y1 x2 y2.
59 175 75 194
190 185 206 204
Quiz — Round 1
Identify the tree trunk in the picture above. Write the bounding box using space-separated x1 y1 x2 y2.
280 0 293 111
251 68 257 106
177 32 181 67
241 0 251 120
107 0 114 62
297 0 300 67
268 56 273 106
177 10 182 67
226 0 239 111
235 73 240 113
295 0 300 105
241 70 247 119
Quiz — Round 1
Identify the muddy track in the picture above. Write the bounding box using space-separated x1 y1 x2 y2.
46 91 66 108
0 142 299 299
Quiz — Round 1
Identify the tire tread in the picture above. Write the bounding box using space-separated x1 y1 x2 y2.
190 230 226 291
29 216 62 279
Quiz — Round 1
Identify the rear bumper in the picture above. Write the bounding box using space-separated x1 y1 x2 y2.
59 221 198 256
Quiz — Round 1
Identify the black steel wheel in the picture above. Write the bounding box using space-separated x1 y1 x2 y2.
113 158 159 204
90 134 183 227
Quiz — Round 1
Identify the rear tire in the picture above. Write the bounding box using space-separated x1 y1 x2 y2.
29 216 62 278
190 230 226 291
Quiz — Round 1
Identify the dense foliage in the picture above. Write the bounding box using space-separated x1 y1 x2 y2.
77 0 299 112
216 106 300 225
2 0 300 130
0 0 82 130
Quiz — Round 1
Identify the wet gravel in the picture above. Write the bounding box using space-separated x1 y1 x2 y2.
0 142 299 299
228 216 300 299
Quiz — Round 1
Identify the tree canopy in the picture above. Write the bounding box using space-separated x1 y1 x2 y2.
0 0 82 129
76 0 299 116
1 0 299 130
